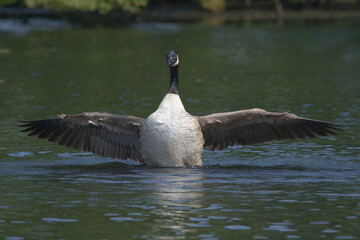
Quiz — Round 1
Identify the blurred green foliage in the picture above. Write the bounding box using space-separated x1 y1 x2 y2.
0 0 18 5
0 0 148 13
198 0 226 12
0 0 359 13
28 0 148 13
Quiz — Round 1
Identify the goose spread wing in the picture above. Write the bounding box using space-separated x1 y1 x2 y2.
18 112 145 162
197 108 342 151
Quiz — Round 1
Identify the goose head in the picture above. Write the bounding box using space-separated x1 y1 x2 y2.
166 50 179 67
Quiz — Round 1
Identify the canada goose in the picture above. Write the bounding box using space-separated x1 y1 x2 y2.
19 50 342 167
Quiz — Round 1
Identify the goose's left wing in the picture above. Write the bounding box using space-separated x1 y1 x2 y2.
197 108 342 151
18 112 145 161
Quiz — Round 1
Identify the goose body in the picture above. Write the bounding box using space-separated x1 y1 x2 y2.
19 50 342 167
140 93 204 167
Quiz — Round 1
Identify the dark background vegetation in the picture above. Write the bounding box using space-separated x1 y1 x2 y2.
1 0 359 14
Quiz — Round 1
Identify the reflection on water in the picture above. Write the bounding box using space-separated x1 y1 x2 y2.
140 169 206 237
0 18 72 35
0 157 359 239
0 21 359 239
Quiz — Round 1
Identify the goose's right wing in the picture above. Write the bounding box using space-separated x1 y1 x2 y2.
18 112 145 162
197 108 342 151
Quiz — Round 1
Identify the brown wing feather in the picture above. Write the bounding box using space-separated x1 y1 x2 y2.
18 112 145 162
197 108 342 151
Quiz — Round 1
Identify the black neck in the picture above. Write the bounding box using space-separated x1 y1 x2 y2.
168 65 179 94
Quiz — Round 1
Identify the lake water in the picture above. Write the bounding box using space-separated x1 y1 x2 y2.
0 20 359 239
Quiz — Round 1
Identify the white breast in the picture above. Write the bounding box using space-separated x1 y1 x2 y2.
139 94 204 167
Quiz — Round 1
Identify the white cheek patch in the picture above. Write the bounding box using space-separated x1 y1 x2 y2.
173 57 179 66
